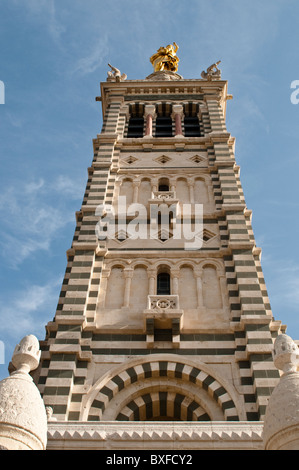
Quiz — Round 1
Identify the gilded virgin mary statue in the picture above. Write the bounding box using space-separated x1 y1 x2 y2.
150 43 179 72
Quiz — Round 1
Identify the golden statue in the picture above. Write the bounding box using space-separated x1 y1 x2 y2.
150 43 179 72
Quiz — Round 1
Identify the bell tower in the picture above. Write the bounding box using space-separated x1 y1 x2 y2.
37 46 285 449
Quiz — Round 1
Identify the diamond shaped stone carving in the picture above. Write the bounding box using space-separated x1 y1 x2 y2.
189 155 204 164
123 156 138 165
154 155 172 165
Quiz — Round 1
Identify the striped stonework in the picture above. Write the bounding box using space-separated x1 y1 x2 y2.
85 356 240 422
116 391 210 421
37 68 285 447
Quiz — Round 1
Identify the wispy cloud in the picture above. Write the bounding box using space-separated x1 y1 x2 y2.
0 175 82 268
12 0 65 43
0 278 61 339
71 35 109 75
52 175 83 199
0 277 62 379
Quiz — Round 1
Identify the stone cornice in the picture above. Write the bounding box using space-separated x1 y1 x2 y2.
47 421 263 450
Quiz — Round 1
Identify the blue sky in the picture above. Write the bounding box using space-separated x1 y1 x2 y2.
1 0 299 380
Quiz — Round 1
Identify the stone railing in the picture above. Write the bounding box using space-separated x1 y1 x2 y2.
151 191 176 201
148 295 179 310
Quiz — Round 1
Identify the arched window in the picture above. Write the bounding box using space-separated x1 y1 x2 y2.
127 116 144 137
127 103 144 137
158 178 170 192
184 116 201 136
155 103 173 137
157 272 171 295
183 102 201 137
155 116 173 137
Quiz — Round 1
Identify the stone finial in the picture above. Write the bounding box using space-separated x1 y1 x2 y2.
11 334 41 375
273 333 299 373
263 334 299 450
0 335 47 450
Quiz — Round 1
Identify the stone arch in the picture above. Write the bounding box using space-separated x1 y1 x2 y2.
198 259 225 274
176 260 197 270
83 355 243 422
130 259 151 270
105 260 128 271
115 386 211 422
152 260 174 272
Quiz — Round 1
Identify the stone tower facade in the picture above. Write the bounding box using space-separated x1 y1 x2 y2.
35 52 286 449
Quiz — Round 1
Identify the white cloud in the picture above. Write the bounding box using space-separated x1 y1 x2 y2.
71 35 109 75
51 175 84 199
0 177 78 267
24 178 45 194
12 0 65 43
0 279 61 339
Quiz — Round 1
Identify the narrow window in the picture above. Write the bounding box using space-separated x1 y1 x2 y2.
184 116 201 137
127 116 144 138
155 116 173 137
157 272 171 295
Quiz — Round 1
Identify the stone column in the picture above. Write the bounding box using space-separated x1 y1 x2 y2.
148 269 156 295
172 104 184 137
98 268 110 307
144 105 156 137
171 269 180 295
133 180 140 203
188 182 195 204
194 268 204 308
151 178 158 193
113 179 122 207
123 268 134 307
219 274 230 309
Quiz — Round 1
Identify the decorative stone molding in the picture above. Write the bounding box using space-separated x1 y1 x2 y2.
47 421 263 450
0 335 47 450
145 71 183 81
147 294 179 310
151 190 176 200
144 295 183 347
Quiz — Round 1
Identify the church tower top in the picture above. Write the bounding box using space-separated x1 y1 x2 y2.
105 44 223 84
